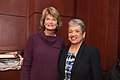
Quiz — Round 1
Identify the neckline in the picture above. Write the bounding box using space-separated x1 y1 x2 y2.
68 52 77 57
39 30 57 46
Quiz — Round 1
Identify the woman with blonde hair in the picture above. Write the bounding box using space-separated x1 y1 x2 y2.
21 7 64 80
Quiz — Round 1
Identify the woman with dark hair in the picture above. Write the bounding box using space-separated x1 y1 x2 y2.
59 19 102 80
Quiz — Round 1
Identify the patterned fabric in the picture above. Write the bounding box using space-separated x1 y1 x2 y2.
64 52 76 80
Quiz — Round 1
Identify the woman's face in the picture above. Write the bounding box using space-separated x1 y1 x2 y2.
44 14 58 31
68 25 85 45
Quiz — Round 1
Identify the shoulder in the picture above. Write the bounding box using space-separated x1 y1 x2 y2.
61 45 70 52
56 35 64 41
56 35 64 46
81 44 100 57
25 32 42 46
83 44 99 52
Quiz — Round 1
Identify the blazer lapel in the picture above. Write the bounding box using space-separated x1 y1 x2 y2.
71 43 85 73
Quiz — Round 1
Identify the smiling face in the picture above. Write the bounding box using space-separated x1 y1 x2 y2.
44 14 58 31
68 25 86 45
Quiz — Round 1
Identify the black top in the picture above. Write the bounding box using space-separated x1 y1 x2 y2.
59 43 102 80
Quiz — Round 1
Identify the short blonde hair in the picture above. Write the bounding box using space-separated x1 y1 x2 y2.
40 7 62 31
